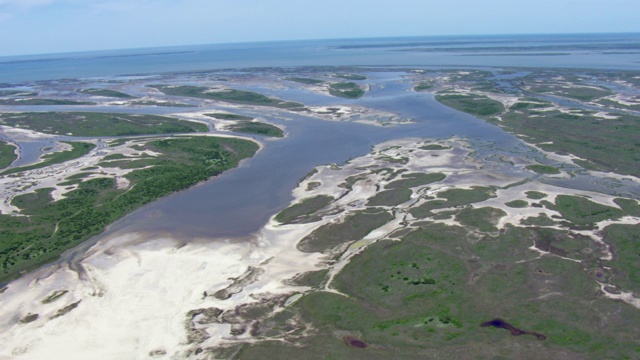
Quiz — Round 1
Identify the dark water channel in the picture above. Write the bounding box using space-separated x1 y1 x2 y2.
96 80 640 242
0 135 57 168
97 82 523 240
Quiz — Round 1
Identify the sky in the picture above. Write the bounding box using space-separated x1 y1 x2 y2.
1 0 639 56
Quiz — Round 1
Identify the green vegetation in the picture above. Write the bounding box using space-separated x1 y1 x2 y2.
192 127 639 358
0 140 17 169
378 155 409 164
603 224 640 294
241 212 640 359
546 195 623 226
0 99 96 105
435 94 504 118
419 144 450 150
274 195 334 224
285 77 324 85
101 153 127 161
498 102 640 177
338 174 367 191
77 88 134 98
0 136 258 283
50 300 81 319
386 172 446 189
142 70 640 358
505 199 528 208
205 113 253 121
306 181 321 191
526 164 561 175
510 101 549 110
67 172 97 180
297 209 393 253
437 81 640 177
455 207 506 232
227 121 284 137
573 158 602 171
596 98 640 111
410 187 495 219
328 82 365 99
149 85 304 109
19 313 39 323
1 142 95 175
520 213 556 226
526 84 612 101
614 198 640 217
267 229 599 356
366 188 412 206
332 74 366 80
525 191 548 200
285 269 329 288
41 290 69 304
0 112 207 136
413 82 433 91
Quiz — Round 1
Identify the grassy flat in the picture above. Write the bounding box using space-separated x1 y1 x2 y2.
526 84 612 101
437 90 640 177
435 94 504 118
603 224 640 294
205 113 254 121
328 82 365 99
409 187 495 219
239 220 640 359
285 77 324 85
545 195 623 226
0 140 17 169
366 188 412 206
332 74 367 80
386 172 446 189
498 108 640 177
77 89 134 98
0 112 207 136
275 195 334 224
525 191 548 199
526 164 561 175
227 121 283 137
414 82 433 91
505 199 528 208
150 85 304 109
297 209 393 253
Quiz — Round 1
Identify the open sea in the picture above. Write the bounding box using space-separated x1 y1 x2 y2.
1 33 639 83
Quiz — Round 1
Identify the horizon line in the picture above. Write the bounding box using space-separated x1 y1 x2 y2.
2 31 639 59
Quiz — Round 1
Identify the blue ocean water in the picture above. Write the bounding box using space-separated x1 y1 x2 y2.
1 33 639 83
